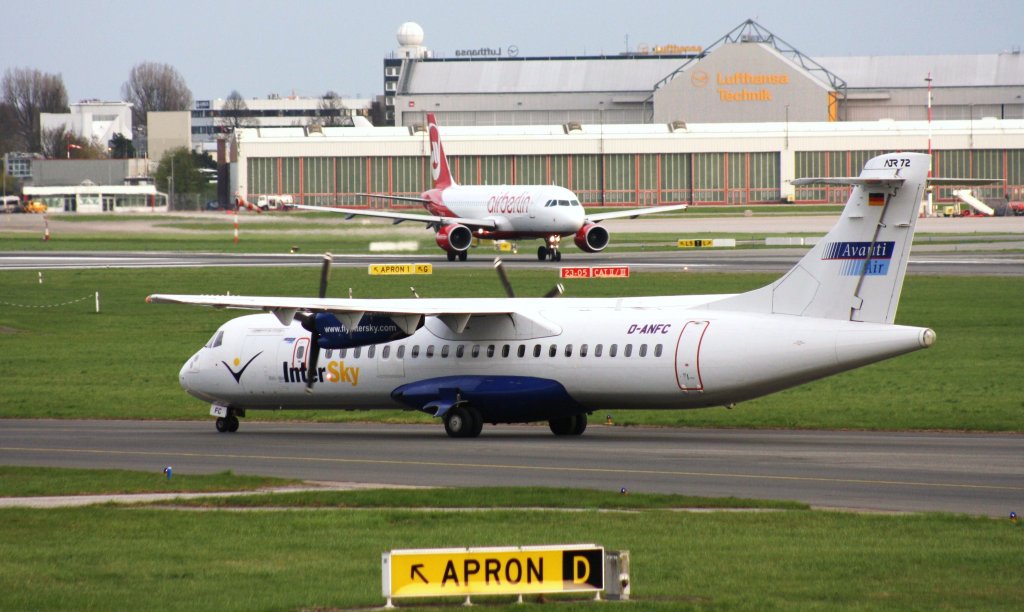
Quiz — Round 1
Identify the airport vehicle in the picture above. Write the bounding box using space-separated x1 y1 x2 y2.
256 194 293 211
150 152 936 438
293 113 687 261
0 195 20 213
23 200 47 213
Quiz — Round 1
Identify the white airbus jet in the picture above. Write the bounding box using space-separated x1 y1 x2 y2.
293 113 687 262
149 152 935 437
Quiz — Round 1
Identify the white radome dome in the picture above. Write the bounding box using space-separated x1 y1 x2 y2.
396 22 424 46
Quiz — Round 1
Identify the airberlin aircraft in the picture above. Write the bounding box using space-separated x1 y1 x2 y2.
150 152 937 438
293 113 687 261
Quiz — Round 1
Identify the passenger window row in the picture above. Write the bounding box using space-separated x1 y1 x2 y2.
326 343 664 360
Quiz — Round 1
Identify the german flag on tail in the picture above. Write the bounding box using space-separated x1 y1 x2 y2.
868 193 886 206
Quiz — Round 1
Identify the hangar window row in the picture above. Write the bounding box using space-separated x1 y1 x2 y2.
247 148 1023 207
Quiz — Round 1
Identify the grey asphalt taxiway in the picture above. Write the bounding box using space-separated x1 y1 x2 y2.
3 248 1023 276
1 420 1020 516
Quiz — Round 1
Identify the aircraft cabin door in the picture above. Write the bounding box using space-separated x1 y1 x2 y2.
675 321 709 392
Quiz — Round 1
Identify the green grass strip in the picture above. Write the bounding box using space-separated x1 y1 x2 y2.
0 466 297 497
0 503 1021 609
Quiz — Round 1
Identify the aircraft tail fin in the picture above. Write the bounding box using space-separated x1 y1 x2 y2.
711 152 929 325
426 113 455 189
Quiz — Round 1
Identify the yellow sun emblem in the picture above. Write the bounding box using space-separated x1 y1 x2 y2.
233 358 241 366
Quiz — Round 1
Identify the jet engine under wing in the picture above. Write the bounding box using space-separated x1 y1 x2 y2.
585 203 688 223
292 204 498 230
144 294 562 335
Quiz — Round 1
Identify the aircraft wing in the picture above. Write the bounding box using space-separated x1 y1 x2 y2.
585 203 688 223
145 294 559 335
293 204 498 230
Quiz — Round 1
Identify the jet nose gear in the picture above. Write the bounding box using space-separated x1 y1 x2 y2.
537 235 563 261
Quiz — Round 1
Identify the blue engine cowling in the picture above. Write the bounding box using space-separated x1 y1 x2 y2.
391 375 586 423
314 313 417 349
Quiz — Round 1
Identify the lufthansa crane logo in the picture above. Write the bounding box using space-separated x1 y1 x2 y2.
691 69 709 88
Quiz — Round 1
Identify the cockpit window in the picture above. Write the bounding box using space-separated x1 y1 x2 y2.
205 331 224 348
545 200 555 207
558 199 570 206
571 199 581 206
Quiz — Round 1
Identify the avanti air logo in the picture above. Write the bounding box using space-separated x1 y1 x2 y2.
282 360 360 387
822 241 896 276
223 352 263 383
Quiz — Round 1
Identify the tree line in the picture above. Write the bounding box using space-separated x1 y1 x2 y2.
1 62 352 202
0 62 193 159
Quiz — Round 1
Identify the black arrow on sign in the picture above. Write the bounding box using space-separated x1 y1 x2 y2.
411 564 427 584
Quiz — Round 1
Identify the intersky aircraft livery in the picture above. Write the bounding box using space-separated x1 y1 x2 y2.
150 152 935 437
293 113 688 262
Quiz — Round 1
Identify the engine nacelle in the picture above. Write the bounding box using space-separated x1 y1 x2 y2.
435 224 473 253
574 223 609 253
314 313 417 349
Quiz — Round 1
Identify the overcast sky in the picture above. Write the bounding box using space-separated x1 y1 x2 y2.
4 0 1021 105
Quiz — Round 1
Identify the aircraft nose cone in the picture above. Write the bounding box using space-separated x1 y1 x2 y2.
179 362 191 391
179 352 199 391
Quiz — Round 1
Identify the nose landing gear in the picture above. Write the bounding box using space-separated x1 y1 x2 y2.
213 407 243 433
537 236 563 261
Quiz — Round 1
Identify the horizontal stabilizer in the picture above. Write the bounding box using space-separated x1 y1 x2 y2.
791 177 905 187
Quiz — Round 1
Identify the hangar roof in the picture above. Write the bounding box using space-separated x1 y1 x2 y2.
401 56 693 94
815 53 1024 88
399 51 1023 96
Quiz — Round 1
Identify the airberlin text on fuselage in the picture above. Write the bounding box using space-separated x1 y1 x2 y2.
487 192 532 214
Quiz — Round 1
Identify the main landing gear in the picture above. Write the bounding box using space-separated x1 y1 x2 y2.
548 413 587 436
214 407 243 433
446 250 469 262
443 406 484 438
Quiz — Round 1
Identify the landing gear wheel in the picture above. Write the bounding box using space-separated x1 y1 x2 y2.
549 414 587 436
215 417 228 433
571 413 587 435
458 250 468 262
553 249 562 262
444 407 469 437
444 406 482 438
537 245 548 261
226 414 240 432
446 251 457 262
466 407 483 437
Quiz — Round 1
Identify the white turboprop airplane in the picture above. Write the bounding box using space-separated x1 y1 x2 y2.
293 113 687 261
149 152 936 438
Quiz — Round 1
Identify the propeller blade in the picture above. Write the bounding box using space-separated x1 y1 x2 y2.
493 257 515 298
305 328 321 392
318 253 333 298
543 283 565 299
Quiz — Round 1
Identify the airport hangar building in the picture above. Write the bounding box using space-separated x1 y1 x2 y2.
236 20 1024 209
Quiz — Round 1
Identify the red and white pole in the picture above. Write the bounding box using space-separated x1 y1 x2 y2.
233 208 239 243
